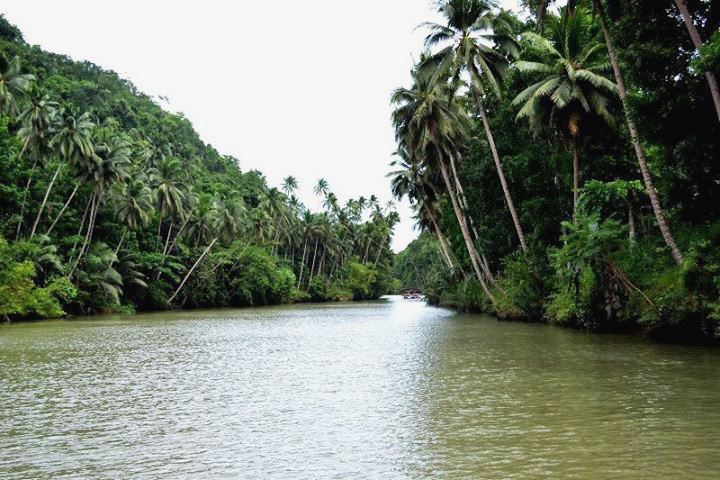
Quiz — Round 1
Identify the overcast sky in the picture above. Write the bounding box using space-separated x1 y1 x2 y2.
1 0 522 251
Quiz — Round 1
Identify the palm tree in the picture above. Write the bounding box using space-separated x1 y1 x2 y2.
531 0 684 265
168 198 245 304
672 0 720 123
69 132 131 275
314 178 329 197
423 0 528 252
388 148 455 269
0 54 34 118
592 0 683 265
151 156 187 252
112 176 154 231
513 9 617 221
282 175 298 196
32 106 95 238
15 86 57 240
392 65 495 301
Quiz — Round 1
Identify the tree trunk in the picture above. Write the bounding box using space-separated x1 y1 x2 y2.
437 148 495 302
308 237 319 285
373 236 386 267
297 236 308 288
165 212 193 258
595 0 684 265
69 193 97 277
15 152 36 241
426 205 454 270
45 183 80 236
673 0 720 123
628 200 636 242
449 154 496 282
69 194 91 262
476 99 529 252
168 237 217 305
30 164 62 239
572 139 580 224
162 218 174 256
107 229 127 271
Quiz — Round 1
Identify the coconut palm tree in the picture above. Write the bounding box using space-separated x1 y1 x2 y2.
282 175 298 196
672 0 720 123
392 65 495 301
422 0 529 252
530 0 684 265
151 156 187 252
314 178 329 197
168 198 245 304
69 132 131 275
32 106 95 238
388 147 455 269
112 176 154 231
513 8 617 221
0 54 34 118
14 86 57 240
592 0 683 264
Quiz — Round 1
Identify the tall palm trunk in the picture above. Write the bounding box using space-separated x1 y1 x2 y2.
308 237 319 285
164 211 194 259
449 154 496 283
70 192 98 277
168 237 218 305
45 183 80 236
476 98 529 253
426 204 454 270
572 138 580 223
162 218 174 256
30 164 62 238
68 195 91 263
594 0 684 265
373 236 387 266
435 144 495 302
15 158 37 241
297 236 308 288
673 0 720 123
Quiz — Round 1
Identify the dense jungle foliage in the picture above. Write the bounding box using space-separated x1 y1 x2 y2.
392 0 720 342
0 16 399 320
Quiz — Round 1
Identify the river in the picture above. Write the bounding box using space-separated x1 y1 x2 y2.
1 297 719 478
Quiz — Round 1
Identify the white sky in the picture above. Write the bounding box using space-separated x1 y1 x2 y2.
1 0 522 252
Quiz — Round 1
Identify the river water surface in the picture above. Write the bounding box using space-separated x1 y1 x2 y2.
1 297 719 479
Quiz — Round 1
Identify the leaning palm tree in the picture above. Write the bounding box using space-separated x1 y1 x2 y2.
513 8 617 221
423 0 528 252
388 147 455 270
672 0 720 123
531 0 684 265
168 198 245 304
392 65 495 301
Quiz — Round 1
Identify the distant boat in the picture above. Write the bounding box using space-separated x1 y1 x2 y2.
401 288 423 300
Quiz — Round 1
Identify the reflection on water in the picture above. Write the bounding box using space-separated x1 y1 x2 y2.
1 297 719 478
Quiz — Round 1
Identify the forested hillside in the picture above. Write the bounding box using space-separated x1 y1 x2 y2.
392 0 720 342
0 16 398 320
